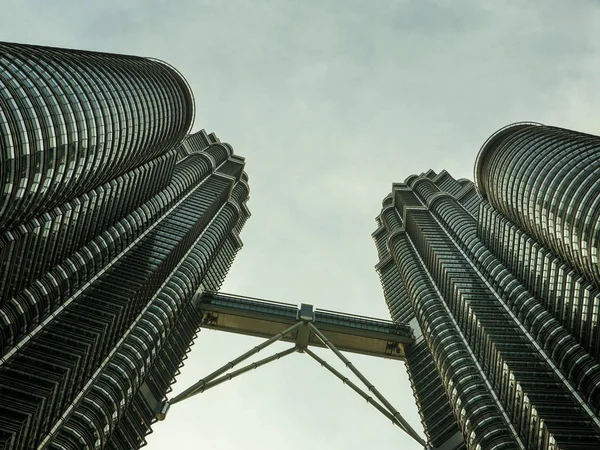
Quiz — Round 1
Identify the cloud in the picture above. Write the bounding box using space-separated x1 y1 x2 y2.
3 0 600 448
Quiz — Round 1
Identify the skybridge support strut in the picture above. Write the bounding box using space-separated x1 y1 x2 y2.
307 322 427 447
184 346 296 397
304 348 409 434
158 299 426 448
169 320 303 405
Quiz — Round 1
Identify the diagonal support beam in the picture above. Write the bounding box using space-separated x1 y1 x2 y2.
304 348 409 431
170 320 303 405
186 346 297 396
307 322 426 446
160 312 426 447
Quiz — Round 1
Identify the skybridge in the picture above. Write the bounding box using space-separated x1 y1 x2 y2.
196 292 413 359
157 291 426 448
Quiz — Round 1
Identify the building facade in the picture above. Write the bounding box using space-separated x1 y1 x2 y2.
0 42 250 449
374 123 600 450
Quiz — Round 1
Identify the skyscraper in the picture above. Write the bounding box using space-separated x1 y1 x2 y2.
374 123 600 450
0 42 250 449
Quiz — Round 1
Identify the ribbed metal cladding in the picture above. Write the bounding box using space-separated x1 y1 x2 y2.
388 226 516 449
432 198 600 414
374 164 600 449
404 339 463 448
49 200 243 449
474 123 600 290
0 41 250 450
0 136 224 355
0 41 195 230
0 130 251 449
374 176 468 450
477 202 600 362
0 150 178 303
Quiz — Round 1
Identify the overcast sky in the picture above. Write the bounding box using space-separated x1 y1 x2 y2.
3 1 600 449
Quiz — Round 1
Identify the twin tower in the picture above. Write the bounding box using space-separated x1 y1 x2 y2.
1 42 599 450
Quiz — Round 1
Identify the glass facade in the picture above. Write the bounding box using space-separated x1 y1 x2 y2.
475 123 600 291
0 41 195 230
375 123 600 450
0 42 250 449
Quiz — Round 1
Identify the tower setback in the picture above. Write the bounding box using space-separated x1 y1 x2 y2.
0 42 250 449
374 123 600 450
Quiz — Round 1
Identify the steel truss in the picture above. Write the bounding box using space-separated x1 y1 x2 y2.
158 308 427 448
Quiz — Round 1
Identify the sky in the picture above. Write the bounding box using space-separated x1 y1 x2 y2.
3 1 600 449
